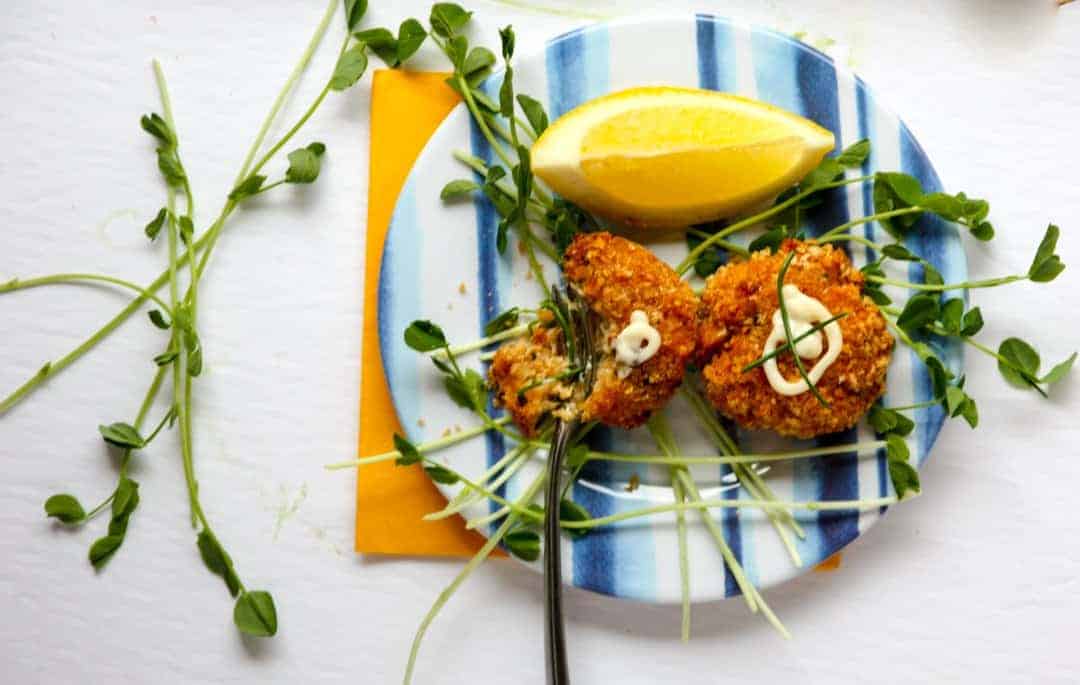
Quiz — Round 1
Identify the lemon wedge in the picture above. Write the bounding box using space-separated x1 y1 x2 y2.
531 86 835 228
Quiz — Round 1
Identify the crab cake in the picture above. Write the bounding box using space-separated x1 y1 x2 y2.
489 232 698 434
697 239 893 439
488 314 574 437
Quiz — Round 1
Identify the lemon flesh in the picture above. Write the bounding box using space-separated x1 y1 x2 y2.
531 87 836 228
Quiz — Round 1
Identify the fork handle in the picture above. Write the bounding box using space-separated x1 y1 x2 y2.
544 419 576 685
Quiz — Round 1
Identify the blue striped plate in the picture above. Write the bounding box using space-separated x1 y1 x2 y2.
378 15 964 603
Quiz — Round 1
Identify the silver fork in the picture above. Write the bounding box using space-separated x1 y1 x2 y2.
543 286 596 685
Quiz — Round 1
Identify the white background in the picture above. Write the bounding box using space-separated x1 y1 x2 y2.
1 1 1078 683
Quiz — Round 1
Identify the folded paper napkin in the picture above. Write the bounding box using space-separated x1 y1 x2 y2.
356 69 501 558
355 68 837 569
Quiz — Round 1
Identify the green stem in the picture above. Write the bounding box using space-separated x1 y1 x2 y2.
866 274 1027 292
404 471 547 685
817 207 924 239
815 232 885 251
451 150 550 214
673 475 691 642
742 312 848 373
886 399 941 412
0 273 174 315
432 323 532 360
324 417 511 470
686 229 751 258
235 0 339 184
777 252 828 406
676 175 873 275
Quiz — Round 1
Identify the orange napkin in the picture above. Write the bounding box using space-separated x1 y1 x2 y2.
356 69 502 558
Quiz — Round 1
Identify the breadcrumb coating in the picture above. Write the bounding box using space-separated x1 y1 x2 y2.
563 232 698 428
697 239 893 439
489 232 697 434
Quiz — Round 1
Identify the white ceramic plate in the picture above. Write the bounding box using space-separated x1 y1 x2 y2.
378 15 964 603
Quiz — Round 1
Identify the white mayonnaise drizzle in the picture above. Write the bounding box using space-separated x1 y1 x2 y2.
763 285 843 396
614 310 661 375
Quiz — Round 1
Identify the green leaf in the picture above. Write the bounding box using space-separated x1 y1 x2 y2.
178 216 194 245
891 411 915 437
865 285 891 306
99 422 145 449
157 148 186 187
504 529 540 561
329 44 369 91
393 433 422 466
896 293 940 335
960 307 984 337
343 0 368 31
147 309 170 330
1028 224 1065 282
944 385 967 417
997 337 1041 388
921 261 943 286
868 405 913 437
748 226 786 255
440 179 481 201
285 142 327 184
836 138 870 168
877 172 924 205
198 530 242 597
939 298 964 334
888 459 921 500
516 94 548 136
403 320 447 351
445 35 468 71
499 25 515 60
234 591 278 637
484 307 520 337
960 396 979 428
885 434 910 463
801 157 843 189
229 174 267 201
111 477 139 519
1040 352 1077 386
89 535 124 570
499 66 514 118
355 27 398 66
444 369 487 412
140 113 174 147
919 192 962 221
566 443 590 469
430 3 472 38
44 494 86 524
424 464 460 485
881 243 919 262
462 46 495 79
559 499 592 539
154 351 178 367
145 207 168 240
397 19 427 63
184 327 203 377
970 221 994 241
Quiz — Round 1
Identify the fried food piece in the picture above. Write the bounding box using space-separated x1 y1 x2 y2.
488 232 697 435
563 232 698 428
488 316 575 437
697 239 893 439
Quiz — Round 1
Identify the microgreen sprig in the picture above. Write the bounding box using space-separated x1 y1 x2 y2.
776 252 829 407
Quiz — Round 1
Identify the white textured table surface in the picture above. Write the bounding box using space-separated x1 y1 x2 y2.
2 1 1078 683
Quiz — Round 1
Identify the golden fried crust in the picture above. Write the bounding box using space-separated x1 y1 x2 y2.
563 232 698 429
488 321 573 437
697 239 893 439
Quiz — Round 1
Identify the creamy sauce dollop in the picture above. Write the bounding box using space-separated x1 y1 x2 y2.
614 310 661 375
763 285 843 396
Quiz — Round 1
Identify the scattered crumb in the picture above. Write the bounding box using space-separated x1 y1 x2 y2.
453 424 462 433
458 282 467 295
517 241 527 256
625 473 640 492
525 270 533 281
417 418 426 428
442 428 452 438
